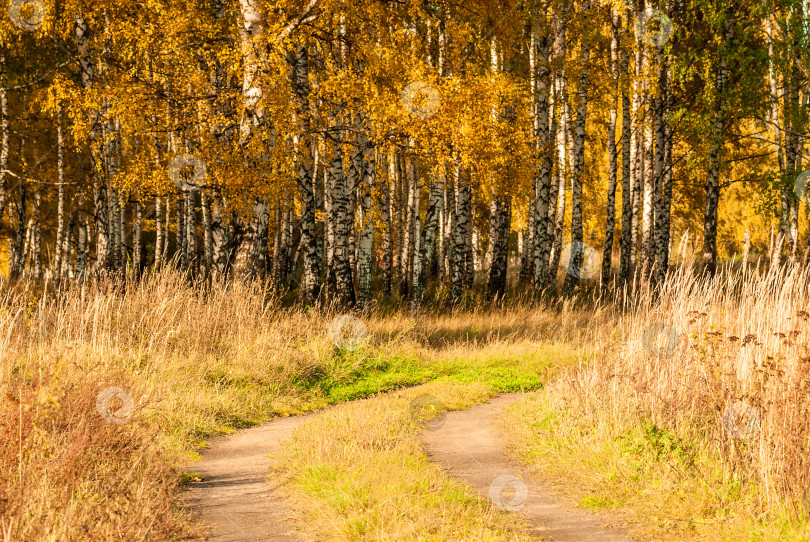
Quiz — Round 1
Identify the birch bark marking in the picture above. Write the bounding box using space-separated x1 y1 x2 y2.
414 168 445 306
355 112 376 308
450 156 469 301
703 5 735 274
134 200 144 279
30 189 41 281
75 14 109 274
766 16 789 256
0 54 7 232
236 0 271 279
9 170 25 280
289 45 320 304
327 118 356 308
54 107 66 278
379 147 394 296
630 5 643 267
155 198 163 268
563 0 591 295
550 72 568 276
619 7 633 283
601 9 620 287
531 8 554 290
653 17 673 286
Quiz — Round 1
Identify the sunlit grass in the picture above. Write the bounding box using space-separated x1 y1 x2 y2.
500 264 810 541
0 269 584 541
274 382 536 541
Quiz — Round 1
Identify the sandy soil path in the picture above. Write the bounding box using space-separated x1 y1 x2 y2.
421 394 633 542
182 393 633 541
181 415 311 541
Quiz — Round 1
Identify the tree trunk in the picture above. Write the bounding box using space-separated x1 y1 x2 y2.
550 73 568 278
653 29 673 286
443 169 456 283
619 7 633 283
75 15 109 274
450 157 470 300
49 110 65 279
201 193 213 275
742 227 751 272
703 8 735 274
134 200 144 279
563 0 591 294
354 112 375 308
401 152 417 298
630 14 643 268
327 124 356 308
176 194 186 269
641 71 655 272
766 16 789 262
289 45 320 304
487 194 511 300
154 197 163 268
531 10 555 290
0 55 8 242
414 169 445 305
234 0 272 281
208 194 227 279
9 176 25 280
116 193 125 275
379 147 394 296
324 147 335 279
785 51 801 260
601 9 620 287
30 189 41 281
61 211 76 278
78 213 88 277
186 191 197 273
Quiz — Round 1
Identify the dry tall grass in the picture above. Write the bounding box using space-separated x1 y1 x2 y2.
0 269 599 540
624 265 810 506
0 271 366 540
520 263 810 537
8 261 802 540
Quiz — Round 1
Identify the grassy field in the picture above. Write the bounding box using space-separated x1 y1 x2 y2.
497 267 810 541
2 266 809 540
0 270 586 541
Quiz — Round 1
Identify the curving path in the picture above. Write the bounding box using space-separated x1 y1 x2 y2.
420 394 633 542
181 415 311 541
182 393 634 541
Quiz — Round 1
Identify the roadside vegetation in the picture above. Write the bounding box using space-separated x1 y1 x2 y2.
0 268 585 541
502 265 810 541
3 262 810 540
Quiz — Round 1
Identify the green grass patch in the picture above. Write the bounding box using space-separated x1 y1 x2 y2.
501 390 810 541
274 382 536 541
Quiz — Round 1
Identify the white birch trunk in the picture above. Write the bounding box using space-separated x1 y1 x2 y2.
563 0 591 294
